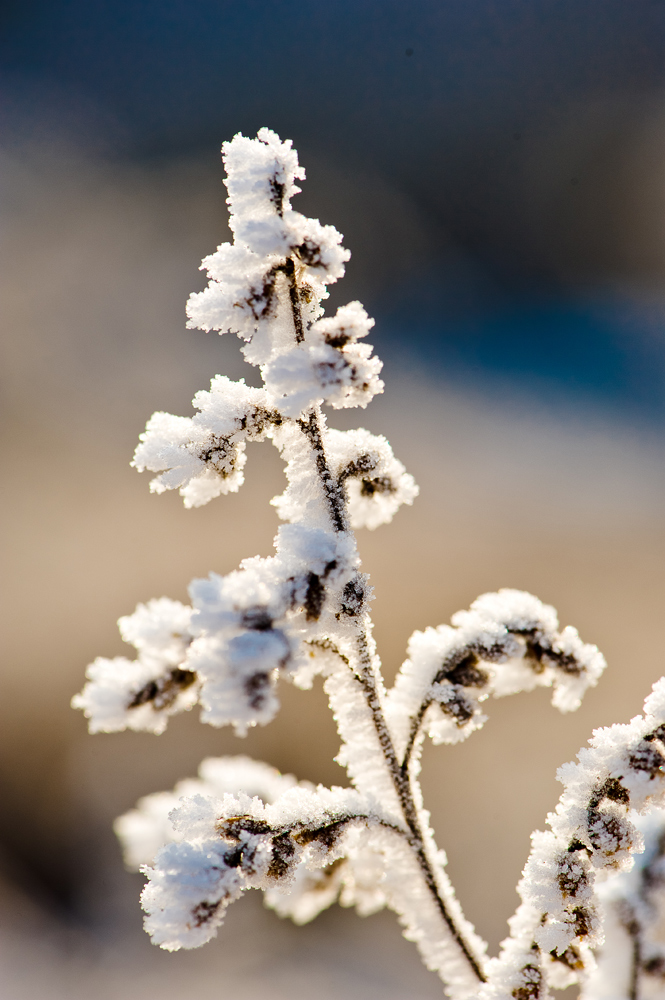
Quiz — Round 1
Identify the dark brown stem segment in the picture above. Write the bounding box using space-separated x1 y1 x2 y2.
283 257 304 343
297 411 347 533
284 255 347 533
288 256 486 986
629 921 641 1000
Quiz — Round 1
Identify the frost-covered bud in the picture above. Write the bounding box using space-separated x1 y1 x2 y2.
115 756 302 871
186 244 279 338
72 656 198 735
325 427 418 530
185 556 323 733
186 130 349 353
72 598 197 734
141 794 273 950
190 557 289 635
275 522 359 626
132 377 279 508
222 128 305 258
264 302 384 415
453 590 606 712
264 822 389 925
190 629 291 735
289 214 350 283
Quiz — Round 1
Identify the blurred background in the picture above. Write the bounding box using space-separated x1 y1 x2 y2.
3 1 665 996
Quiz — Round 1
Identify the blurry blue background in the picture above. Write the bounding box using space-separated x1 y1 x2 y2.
4 0 665 422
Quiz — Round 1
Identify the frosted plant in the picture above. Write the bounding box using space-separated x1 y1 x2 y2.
580 808 665 1000
73 129 665 999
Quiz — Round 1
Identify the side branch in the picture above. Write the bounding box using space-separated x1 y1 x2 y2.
391 593 605 770
353 628 488 985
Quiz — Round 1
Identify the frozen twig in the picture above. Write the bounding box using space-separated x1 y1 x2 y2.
73 128 665 999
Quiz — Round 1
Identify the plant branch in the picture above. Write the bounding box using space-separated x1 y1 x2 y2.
284 256 347 533
354 628 487 984
288 250 486 986
297 410 347 533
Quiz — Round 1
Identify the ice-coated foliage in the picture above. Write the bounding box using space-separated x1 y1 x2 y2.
74 129 665 999
581 808 665 999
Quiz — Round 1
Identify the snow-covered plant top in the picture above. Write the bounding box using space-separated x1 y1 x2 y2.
73 129 665 999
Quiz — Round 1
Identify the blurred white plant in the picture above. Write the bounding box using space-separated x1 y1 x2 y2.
73 129 665 999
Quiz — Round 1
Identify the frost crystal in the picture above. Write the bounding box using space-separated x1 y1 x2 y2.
73 129 665 999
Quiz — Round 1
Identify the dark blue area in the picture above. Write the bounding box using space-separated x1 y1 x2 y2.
3 0 665 156
376 292 665 424
4 0 665 421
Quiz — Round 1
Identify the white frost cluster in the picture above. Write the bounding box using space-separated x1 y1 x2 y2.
115 756 301 871
132 376 278 507
481 678 665 999
387 589 606 756
140 783 374 950
74 128 660 1000
186 128 348 364
264 301 384 416
582 809 665 1000
327 427 419 530
72 598 196 734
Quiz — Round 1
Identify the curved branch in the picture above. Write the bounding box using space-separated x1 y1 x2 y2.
309 634 487 985
393 598 605 772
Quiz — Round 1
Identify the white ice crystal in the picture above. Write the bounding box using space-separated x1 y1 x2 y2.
132 376 277 507
326 427 419 530
72 597 197 734
74 128 665 1000
263 302 384 416
115 756 302 871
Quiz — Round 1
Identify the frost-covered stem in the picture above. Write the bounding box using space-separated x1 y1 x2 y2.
283 252 348 533
402 701 430 774
297 409 347 533
285 253 486 984
484 708 665 1000
284 257 304 343
354 627 488 985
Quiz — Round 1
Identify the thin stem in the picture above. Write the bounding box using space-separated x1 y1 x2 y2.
629 923 640 1000
402 700 431 773
283 255 347 533
282 257 304 343
297 411 347 533
292 812 411 847
354 629 487 984
289 257 486 986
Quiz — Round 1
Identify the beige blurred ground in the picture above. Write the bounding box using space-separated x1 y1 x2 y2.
1 141 665 997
